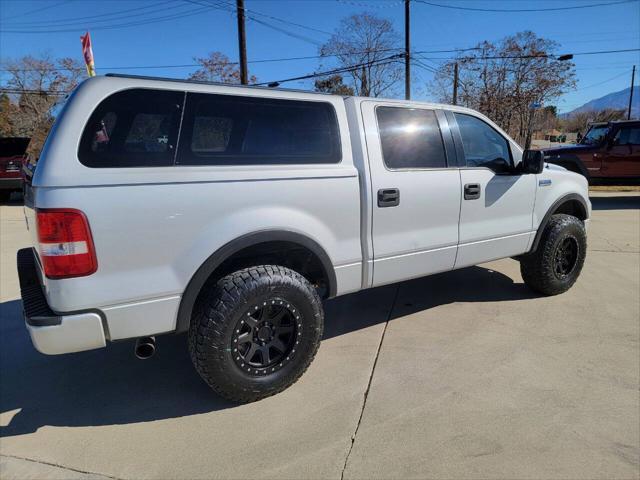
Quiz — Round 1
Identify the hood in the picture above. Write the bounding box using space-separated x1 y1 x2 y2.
544 162 567 172
544 144 595 155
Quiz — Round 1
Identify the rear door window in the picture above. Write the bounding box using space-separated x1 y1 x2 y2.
614 126 640 145
376 106 447 169
78 89 184 167
177 93 341 165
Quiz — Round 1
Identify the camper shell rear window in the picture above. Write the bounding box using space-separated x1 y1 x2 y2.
78 89 184 168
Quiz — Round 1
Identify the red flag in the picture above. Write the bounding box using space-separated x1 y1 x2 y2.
80 31 96 77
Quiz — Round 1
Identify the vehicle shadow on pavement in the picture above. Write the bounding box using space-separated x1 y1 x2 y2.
1 266 533 437
590 195 640 211
0 298 235 438
323 265 536 339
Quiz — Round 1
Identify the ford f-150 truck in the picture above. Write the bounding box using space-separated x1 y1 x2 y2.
17 75 590 402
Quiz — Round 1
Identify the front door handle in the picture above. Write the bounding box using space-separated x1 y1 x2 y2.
378 188 400 207
464 183 481 200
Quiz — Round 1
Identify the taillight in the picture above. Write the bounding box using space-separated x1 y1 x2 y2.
36 209 97 279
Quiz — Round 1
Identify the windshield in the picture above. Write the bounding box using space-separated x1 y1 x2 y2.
581 125 610 145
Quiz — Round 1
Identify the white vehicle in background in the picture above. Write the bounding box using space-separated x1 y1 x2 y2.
18 74 590 402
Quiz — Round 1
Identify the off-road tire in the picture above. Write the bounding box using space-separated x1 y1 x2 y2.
188 265 324 403
520 214 587 296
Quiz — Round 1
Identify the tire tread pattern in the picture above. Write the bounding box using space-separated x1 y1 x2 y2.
188 265 323 403
520 214 587 296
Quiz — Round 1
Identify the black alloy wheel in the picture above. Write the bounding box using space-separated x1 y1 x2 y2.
231 298 301 376
553 236 579 278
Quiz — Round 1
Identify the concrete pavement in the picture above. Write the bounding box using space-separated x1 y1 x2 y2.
1 193 638 479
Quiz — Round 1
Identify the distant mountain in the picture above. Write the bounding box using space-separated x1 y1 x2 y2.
563 86 639 118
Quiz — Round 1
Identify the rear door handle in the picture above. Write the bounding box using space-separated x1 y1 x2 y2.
378 188 400 207
464 183 481 200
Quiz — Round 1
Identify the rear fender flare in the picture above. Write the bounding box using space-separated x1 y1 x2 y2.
175 230 336 333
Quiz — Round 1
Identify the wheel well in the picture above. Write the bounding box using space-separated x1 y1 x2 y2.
175 233 336 333
551 199 587 220
214 241 331 297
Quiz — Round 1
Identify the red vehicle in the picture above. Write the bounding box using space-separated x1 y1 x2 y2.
546 120 640 183
0 137 29 202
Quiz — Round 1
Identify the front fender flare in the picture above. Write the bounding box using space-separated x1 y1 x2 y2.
530 193 589 252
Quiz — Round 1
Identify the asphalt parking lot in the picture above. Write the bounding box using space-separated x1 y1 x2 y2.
1 192 638 480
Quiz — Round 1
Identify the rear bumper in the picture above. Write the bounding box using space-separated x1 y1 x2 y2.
17 248 106 355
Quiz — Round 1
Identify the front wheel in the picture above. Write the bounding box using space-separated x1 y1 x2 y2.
188 265 324 403
520 214 587 296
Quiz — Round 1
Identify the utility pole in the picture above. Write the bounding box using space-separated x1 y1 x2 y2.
452 62 459 105
404 0 410 100
628 65 636 120
236 0 248 85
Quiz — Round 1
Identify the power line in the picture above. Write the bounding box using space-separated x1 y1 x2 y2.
211 0 333 35
1 55 404 94
6 3 189 31
184 0 325 45
0 5 213 33
2 46 636 74
0 49 405 73
1 0 176 27
414 47 640 61
415 0 638 13
575 70 631 90
1 0 72 22
253 53 404 86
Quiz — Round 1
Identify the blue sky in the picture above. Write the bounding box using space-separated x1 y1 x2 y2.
1 0 639 113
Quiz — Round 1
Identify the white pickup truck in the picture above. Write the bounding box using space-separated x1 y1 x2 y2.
18 75 590 402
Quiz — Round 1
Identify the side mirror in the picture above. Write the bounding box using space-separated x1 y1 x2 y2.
521 149 545 174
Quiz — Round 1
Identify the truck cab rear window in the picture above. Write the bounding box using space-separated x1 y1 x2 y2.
176 93 341 165
78 89 183 168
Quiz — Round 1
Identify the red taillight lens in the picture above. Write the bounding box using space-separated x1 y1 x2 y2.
36 209 97 279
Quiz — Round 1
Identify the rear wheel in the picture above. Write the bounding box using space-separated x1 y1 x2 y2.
520 214 586 295
188 265 324 403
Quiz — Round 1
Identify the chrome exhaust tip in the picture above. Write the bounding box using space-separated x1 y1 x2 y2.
134 336 156 359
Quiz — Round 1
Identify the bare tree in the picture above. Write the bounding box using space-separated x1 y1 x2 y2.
314 74 354 95
429 32 576 145
189 51 256 84
1 53 84 156
561 108 626 134
533 105 560 132
319 13 402 97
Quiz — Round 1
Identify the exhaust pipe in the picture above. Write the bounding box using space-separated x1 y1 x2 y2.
135 336 156 359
